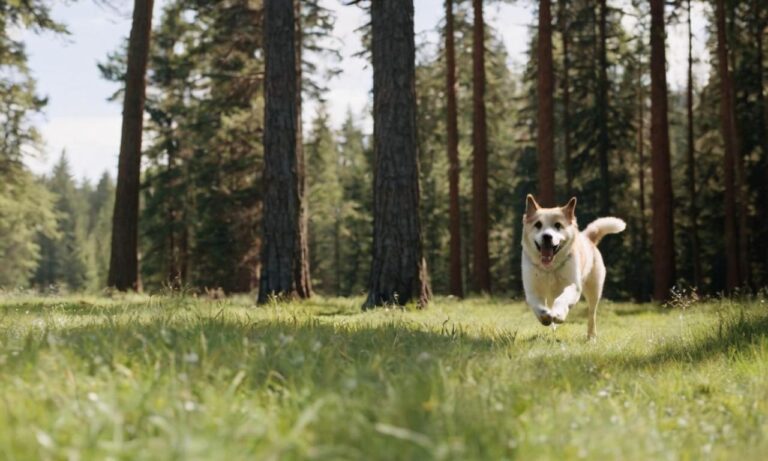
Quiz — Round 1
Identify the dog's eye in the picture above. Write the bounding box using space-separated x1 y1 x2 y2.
554 222 562 230
534 221 542 229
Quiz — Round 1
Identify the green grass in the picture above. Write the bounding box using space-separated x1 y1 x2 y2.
0 293 766 460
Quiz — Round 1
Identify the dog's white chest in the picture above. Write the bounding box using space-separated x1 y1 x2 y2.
529 267 572 306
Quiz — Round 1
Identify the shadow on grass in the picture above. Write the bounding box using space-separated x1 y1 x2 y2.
618 310 768 368
3 305 767 390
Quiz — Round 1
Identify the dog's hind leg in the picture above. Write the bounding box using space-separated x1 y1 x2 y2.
584 287 600 339
584 253 606 339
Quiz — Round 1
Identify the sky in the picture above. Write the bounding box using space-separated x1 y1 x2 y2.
22 0 708 181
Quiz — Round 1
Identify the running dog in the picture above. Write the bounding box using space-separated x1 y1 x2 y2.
521 195 625 338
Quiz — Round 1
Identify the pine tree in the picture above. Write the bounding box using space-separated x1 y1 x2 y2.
715 0 741 291
471 0 491 294
259 0 311 303
108 0 155 291
365 0 430 308
444 0 464 298
596 0 611 214
306 104 343 294
337 110 373 296
685 0 702 289
537 0 556 206
33 153 91 291
0 172 57 288
649 0 676 300
0 1 61 289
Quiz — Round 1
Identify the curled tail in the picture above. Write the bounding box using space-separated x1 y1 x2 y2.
584 217 626 245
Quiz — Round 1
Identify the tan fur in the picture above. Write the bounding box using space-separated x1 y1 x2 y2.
521 195 626 339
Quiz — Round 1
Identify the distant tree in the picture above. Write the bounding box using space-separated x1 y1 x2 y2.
471 0 491 294
306 105 342 294
0 1 62 289
259 0 312 303
89 173 115 289
337 110 372 296
364 0 430 308
0 172 58 288
537 0 555 206
33 153 90 291
108 0 155 291
444 0 464 298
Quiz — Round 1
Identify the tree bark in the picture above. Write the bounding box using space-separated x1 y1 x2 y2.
727 3 750 289
686 0 702 289
558 0 572 197
364 0 430 308
637 60 649 302
597 0 611 215
471 0 491 294
755 0 768 284
444 0 463 298
715 0 742 291
537 0 555 206
293 0 312 298
649 0 676 301
258 0 310 303
107 0 154 291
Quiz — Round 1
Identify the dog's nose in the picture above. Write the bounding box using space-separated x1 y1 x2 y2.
542 234 553 243
539 313 553 326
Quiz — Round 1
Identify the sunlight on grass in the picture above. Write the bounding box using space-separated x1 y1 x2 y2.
0 294 766 460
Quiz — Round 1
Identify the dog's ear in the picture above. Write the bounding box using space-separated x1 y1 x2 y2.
562 197 577 222
525 194 540 219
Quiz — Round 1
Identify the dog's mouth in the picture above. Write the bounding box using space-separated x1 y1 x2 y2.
534 241 561 266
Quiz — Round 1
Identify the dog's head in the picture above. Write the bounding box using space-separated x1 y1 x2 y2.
521 195 578 269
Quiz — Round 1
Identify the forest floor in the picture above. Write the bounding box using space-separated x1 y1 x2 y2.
0 294 766 460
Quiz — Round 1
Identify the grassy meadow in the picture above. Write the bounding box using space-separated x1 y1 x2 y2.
0 293 766 460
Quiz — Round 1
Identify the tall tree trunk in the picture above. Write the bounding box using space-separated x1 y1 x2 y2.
558 0 572 196
686 0 702 289
471 0 491 294
444 0 463 298
715 0 742 291
636 60 648 302
166 138 179 289
107 0 154 291
293 0 312 298
334 209 341 296
258 0 310 303
728 4 750 289
649 0 676 301
756 0 768 284
364 0 430 308
596 0 611 215
537 0 555 206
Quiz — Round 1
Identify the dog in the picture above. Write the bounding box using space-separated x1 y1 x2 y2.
521 195 626 338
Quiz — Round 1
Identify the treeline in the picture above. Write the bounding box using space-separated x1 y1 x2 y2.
1 0 767 301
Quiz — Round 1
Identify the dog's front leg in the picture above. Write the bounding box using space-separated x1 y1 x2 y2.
525 290 555 326
551 284 581 323
522 257 555 325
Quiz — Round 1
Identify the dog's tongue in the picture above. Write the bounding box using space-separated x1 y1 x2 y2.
540 246 554 266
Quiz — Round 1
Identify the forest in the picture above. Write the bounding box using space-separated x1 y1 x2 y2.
2 0 767 304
